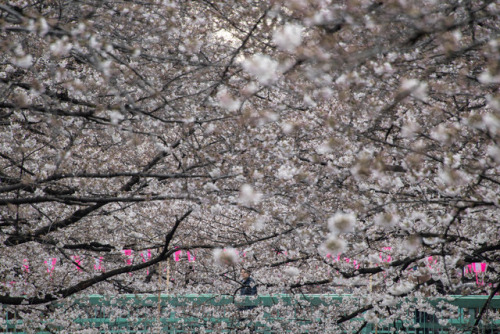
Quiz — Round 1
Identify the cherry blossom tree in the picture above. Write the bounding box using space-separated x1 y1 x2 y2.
1 0 499 331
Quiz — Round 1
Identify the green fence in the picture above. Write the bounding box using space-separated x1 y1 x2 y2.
2 294 499 333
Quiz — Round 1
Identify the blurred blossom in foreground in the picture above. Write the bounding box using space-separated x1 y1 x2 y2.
242 54 279 85
239 184 262 206
283 266 300 277
388 281 415 296
328 212 356 234
273 23 303 52
319 235 346 255
213 248 239 266
374 212 399 229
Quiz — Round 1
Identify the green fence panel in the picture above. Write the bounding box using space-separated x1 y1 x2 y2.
2 294 499 333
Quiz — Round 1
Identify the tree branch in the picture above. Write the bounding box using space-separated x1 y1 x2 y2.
0 209 193 305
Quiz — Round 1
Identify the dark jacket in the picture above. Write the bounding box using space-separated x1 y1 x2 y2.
239 277 257 310
240 277 257 296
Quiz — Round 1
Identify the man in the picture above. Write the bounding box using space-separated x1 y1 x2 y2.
239 268 257 310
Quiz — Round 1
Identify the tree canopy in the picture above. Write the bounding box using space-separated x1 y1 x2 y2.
1 0 499 330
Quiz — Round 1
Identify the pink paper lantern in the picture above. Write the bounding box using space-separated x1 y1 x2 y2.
94 256 104 271
140 250 152 274
44 258 57 275
174 250 182 262
22 259 30 273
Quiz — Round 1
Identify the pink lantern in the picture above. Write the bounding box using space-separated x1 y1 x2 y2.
123 249 134 275
174 250 182 262
427 256 437 268
173 249 196 262
472 262 487 286
73 255 83 271
22 259 30 273
140 250 152 274
379 247 392 263
123 249 133 265
94 256 104 271
44 258 57 276
464 262 488 286
140 249 151 263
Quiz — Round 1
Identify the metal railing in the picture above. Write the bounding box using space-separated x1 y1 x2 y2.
2 294 499 333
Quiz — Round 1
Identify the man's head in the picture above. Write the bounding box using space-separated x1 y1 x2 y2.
240 268 251 280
